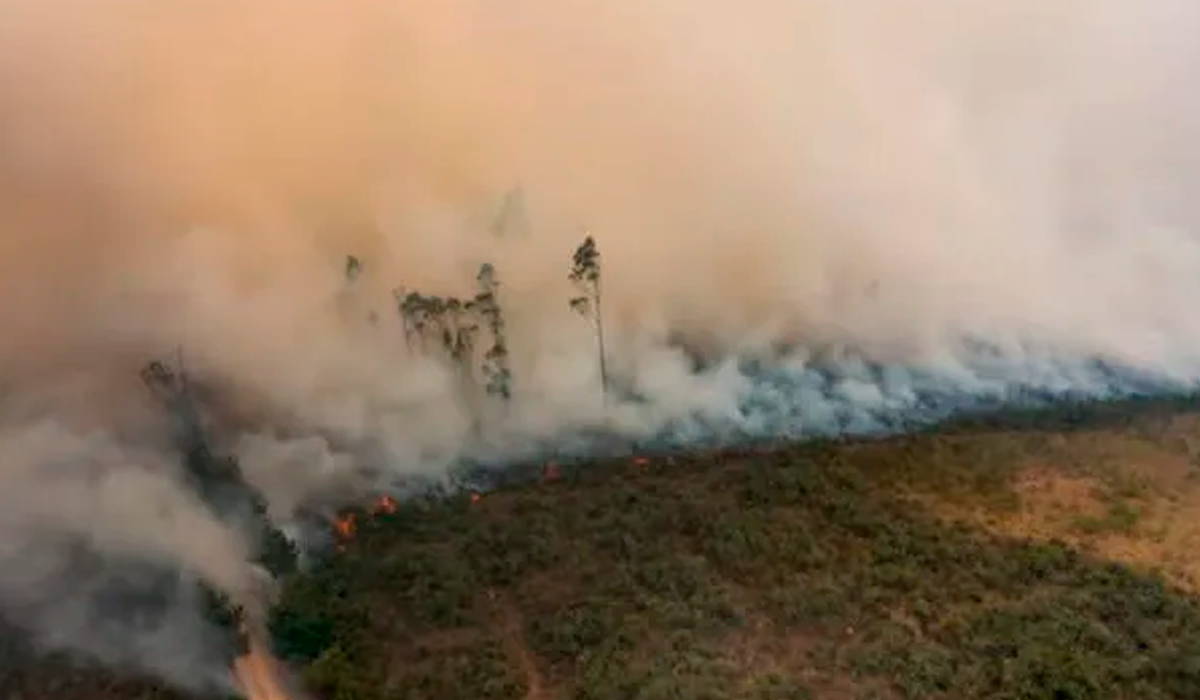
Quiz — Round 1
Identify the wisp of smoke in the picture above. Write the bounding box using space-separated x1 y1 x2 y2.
3 0 1200 689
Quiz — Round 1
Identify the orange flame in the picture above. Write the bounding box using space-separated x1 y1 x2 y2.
374 495 398 514
232 631 305 700
331 494 399 549
333 513 357 540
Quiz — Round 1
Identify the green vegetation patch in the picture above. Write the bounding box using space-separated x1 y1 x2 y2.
265 438 1200 699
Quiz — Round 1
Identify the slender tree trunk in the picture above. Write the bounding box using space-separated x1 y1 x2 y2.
453 325 484 440
595 283 609 406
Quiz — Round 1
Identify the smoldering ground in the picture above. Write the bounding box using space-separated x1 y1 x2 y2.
3 0 1200 690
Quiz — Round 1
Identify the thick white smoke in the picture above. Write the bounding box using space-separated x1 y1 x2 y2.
3 0 1200 688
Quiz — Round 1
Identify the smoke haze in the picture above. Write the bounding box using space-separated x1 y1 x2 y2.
3 0 1200 688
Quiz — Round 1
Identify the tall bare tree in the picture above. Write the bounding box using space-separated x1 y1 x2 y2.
569 234 608 401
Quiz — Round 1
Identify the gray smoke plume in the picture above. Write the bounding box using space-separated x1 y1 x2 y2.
3 0 1200 689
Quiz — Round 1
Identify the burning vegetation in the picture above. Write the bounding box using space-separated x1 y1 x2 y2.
121 234 606 700
122 232 929 700
331 496 400 550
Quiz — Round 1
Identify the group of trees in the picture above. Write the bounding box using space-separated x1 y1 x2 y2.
395 262 513 404
132 199 614 662
374 233 610 411
136 226 611 529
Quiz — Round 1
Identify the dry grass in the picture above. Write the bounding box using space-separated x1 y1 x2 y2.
919 415 1200 593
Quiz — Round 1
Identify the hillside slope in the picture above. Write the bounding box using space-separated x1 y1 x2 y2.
9 400 1200 700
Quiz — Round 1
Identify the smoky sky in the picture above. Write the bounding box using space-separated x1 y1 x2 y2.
2 0 1200 689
